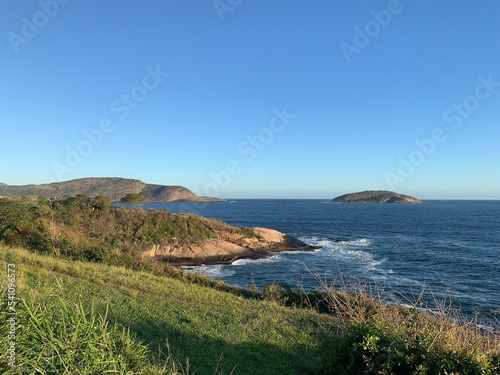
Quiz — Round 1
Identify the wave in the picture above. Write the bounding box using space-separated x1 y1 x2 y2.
366 257 389 270
334 238 373 247
231 255 284 266
434 239 469 249
304 237 373 247
279 248 322 255
184 265 236 278
301 236 373 249
300 238 337 251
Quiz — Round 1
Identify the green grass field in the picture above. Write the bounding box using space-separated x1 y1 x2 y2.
1 243 499 374
1 245 336 374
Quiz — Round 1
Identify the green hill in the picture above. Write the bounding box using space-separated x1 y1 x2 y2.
2 244 499 374
332 190 422 204
0 245 336 374
0 177 224 202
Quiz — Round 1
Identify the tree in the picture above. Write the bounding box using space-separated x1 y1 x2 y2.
91 196 112 211
120 193 147 209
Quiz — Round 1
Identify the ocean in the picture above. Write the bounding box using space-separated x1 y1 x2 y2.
141 199 500 328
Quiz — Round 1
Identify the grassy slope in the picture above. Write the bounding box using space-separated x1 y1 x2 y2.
0 245 335 374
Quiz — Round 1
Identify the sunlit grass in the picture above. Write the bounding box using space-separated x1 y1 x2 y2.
0 245 334 374
1 244 499 374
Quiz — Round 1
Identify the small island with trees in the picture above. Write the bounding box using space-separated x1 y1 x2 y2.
331 190 422 204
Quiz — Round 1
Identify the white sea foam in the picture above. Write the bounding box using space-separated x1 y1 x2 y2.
231 255 283 266
302 237 341 250
279 248 322 255
336 238 373 247
185 265 236 278
366 257 388 271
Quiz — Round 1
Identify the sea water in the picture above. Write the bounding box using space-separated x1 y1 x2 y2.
142 199 500 328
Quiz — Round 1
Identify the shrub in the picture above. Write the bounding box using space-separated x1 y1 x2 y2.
319 276 500 374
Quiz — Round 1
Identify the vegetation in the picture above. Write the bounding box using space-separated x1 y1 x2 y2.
0 196 250 268
120 192 148 205
0 177 218 202
315 277 500 374
3 296 173 374
0 245 334 374
0 195 498 373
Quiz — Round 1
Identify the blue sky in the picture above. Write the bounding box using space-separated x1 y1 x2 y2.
1 1 499 199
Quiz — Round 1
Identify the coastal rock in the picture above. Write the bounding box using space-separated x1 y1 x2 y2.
140 227 318 266
252 227 314 251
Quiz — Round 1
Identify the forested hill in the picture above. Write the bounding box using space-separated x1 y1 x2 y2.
0 177 224 202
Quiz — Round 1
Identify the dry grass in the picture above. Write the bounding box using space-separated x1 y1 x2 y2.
314 273 500 374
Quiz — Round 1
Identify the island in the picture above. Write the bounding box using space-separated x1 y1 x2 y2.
331 190 422 204
0 177 226 203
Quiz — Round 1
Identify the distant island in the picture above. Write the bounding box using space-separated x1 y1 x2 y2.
331 190 422 204
0 177 226 203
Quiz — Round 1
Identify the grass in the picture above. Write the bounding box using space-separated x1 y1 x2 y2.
0 245 335 374
1 243 499 373
311 275 500 374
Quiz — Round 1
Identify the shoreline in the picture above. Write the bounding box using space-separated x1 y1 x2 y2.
141 227 321 266
157 243 319 266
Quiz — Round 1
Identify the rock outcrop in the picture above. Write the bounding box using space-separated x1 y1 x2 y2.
139 227 318 265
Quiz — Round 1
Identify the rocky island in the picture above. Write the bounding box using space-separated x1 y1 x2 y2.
332 190 422 204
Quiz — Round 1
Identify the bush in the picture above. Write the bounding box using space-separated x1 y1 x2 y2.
319 276 500 374
0 196 250 273
327 321 499 374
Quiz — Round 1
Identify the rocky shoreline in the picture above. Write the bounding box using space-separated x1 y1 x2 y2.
139 227 319 266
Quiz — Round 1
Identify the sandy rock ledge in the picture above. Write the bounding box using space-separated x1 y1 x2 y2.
139 227 319 266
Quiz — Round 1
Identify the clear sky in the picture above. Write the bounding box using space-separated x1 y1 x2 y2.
1 1 499 199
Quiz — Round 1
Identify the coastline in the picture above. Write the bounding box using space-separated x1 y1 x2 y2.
142 227 320 266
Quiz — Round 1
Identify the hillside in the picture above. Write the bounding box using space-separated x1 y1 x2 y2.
2 245 498 374
0 196 314 266
0 245 336 374
0 177 225 202
332 190 422 204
